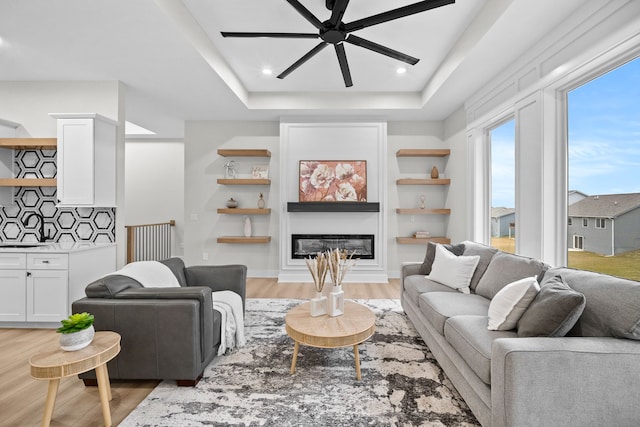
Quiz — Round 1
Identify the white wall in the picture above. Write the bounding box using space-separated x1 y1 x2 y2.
183 119 469 279
125 140 185 256
184 121 280 274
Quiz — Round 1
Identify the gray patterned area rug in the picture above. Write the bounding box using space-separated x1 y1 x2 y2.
121 299 479 427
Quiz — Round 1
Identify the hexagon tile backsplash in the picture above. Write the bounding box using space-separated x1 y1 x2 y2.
1 149 115 243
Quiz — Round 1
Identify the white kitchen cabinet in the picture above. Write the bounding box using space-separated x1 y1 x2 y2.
0 244 116 327
50 113 117 207
0 253 27 321
26 253 69 322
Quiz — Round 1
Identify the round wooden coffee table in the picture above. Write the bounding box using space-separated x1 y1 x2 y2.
285 300 376 380
30 331 121 427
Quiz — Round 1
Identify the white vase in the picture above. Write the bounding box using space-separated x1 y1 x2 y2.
243 216 252 237
310 292 327 317
328 285 344 317
59 325 95 351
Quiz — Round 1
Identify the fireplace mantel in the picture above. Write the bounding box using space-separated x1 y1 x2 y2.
287 202 380 213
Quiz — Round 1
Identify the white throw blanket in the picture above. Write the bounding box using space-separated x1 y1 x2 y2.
106 261 246 354
106 261 180 288
212 290 246 355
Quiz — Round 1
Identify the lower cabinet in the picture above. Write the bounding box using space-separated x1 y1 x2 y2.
0 245 116 326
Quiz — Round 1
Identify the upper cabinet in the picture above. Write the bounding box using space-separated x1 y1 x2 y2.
50 113 117 207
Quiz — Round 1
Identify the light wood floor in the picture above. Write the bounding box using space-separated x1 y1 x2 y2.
0 278 400 426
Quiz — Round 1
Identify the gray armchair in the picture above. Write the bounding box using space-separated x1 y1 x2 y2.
72 258 247 386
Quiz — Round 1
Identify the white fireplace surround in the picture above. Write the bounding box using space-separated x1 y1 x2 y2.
278 120 388 282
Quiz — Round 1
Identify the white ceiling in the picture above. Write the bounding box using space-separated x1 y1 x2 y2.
0 0 585 139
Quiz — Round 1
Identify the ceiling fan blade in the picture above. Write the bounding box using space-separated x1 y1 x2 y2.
346 35 419 65
328 0 350 27
344 0 455 32
285 0 324 30
335 43 353 87
221 32 319 39
277 42 328 79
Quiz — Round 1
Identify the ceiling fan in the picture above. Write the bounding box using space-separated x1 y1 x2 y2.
221 0 455 87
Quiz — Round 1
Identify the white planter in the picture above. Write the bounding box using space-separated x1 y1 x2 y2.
59 325 95 351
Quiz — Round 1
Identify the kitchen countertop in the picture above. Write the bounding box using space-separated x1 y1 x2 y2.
0 242 116 253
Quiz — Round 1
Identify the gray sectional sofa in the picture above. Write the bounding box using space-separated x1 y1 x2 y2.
401 240 640 427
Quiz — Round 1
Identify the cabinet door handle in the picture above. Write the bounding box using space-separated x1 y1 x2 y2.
26 271 31 277
43 260 50 264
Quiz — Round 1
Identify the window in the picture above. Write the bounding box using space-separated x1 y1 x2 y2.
490 119 516 253
567 56 640 280
568 218 572 226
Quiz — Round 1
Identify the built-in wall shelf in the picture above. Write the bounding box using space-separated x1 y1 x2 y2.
396 208 451 215
217 149 271 157
287 202 380 212
217 178 271 185
217 236 272 244
396 236 451 245
396 149 450 157
0 178 57 187
217 208 271 215
0 138 57 149
396 178 450 185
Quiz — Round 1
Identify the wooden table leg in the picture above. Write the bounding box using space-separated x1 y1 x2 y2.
95 364 113 427
290 341 300 374
41 378 60 427
353 344 361 381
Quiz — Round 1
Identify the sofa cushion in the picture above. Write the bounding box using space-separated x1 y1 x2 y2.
475 251 548 300
418 292 490 335
444 315 517 385
517 275 586 337
418 242 465 275
544 267 640 340
487 276 540 331
85 274 143 298
403 275 458 302
428 244 480 294
461 241 499 292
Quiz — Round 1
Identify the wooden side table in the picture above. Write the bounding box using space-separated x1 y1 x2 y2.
285 301 376 380
30 331 121 427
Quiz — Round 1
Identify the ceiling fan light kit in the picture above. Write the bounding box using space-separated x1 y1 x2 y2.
221 0 455 87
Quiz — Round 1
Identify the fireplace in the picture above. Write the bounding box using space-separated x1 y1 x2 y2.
291 234 374 260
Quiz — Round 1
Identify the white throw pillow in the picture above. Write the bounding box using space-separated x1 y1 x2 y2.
487 276 540 330
427 244 480 294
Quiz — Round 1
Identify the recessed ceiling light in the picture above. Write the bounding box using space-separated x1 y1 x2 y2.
396 67 407 75
262 68 273 76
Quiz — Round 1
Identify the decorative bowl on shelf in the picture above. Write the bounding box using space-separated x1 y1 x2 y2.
226 198 238 208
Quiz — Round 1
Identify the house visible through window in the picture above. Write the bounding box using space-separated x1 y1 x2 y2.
567 56 640 280
490 119 516 254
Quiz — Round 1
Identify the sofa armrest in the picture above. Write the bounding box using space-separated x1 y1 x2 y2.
185 264 247 311
491 337 640 427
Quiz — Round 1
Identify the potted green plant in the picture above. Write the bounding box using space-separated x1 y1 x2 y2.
57 312 95 351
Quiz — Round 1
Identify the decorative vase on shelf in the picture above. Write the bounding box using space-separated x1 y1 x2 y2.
431 166 439 179
329 285 345 317
243 216 252 237
226 197 238 208
258 193 265 209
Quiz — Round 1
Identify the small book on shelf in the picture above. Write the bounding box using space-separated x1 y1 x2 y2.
414 231 431 238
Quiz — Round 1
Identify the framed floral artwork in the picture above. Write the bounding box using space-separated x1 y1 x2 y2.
299 160 367 202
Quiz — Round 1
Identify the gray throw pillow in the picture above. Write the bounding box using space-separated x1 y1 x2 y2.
517 275 586 337
418 242 465 275
475 251 548 299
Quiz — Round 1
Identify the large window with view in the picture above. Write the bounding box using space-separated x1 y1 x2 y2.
490 119 516 253
567 57 640 281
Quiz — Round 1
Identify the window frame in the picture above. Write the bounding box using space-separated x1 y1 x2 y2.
595 218 606 229
582 218 589 228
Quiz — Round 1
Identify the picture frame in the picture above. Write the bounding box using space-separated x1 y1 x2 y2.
251 165 269 179
299 160 367 202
